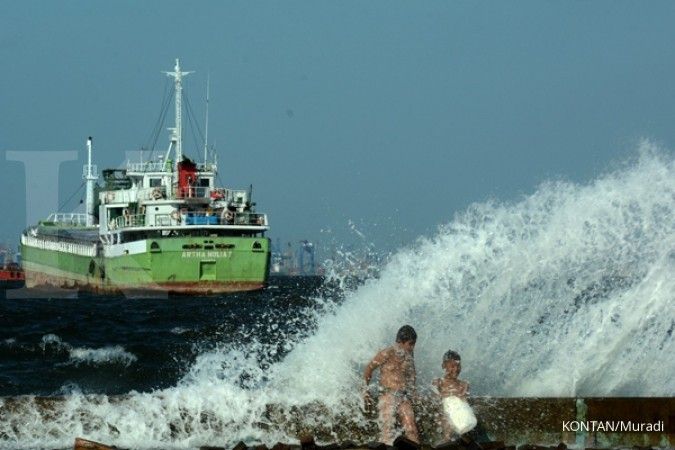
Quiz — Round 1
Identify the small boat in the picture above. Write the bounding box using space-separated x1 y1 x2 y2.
0 247 24 290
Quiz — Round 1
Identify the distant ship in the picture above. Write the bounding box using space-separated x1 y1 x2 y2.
20 59 270 295
0 247 24 290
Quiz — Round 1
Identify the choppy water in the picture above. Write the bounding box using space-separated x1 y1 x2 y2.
0 143 673 449
0 277 328 397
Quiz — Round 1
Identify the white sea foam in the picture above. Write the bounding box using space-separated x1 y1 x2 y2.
1 143 673 449
53 382 84 396
37 334 137 367
68 345 138 367
40 333 66 349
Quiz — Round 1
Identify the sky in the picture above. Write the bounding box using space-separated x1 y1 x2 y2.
2 1 675 256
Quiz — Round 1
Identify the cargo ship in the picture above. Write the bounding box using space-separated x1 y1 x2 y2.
20 59 270 295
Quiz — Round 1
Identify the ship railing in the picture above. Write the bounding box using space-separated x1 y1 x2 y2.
113 214 145 229
101 189 136 204
231 212 267 226
176 209 266 227
196 162 217 172
101 186 170 204
154 214 174 227
114 185 249 203
110 211 267 229
175 186 249 200
201 188 250 204
174 186 249 202
186 188 250 203
138 185 168 201
225 189 249 205
21 233 97 257
111 213 175 229
45 213 89 226
175 186 212 199
127 161 170 173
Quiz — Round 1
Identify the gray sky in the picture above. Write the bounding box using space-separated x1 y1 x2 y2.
2 1 675 253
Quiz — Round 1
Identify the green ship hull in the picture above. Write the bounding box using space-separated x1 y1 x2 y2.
21 235 270 295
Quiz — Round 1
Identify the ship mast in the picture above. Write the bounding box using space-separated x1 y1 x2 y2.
84 137 98 227
164 58 193 172
204 72 210 165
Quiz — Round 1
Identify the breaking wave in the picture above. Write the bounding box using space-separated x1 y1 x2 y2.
0 334 138 368
1 143 673 449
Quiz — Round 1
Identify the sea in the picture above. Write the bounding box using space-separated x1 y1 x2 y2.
0 145 673 450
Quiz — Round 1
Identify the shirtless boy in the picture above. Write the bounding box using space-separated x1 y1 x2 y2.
363 325 419 444
432 350 470 440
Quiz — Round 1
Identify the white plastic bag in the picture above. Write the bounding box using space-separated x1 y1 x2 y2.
442 396 477 435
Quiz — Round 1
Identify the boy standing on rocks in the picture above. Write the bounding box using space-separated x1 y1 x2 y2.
364 325 420 444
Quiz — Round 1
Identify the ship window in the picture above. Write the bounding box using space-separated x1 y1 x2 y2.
149 178 162 187
198 178 210 187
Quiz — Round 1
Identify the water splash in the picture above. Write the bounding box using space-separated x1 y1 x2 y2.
1 143 673 449
281 142 674 399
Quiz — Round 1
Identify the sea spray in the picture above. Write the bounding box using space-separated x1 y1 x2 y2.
278 142 674 399
1 144 673 449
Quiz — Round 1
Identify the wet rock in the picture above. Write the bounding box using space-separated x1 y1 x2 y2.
73 437 126 450
432 440 465 450
301 435 317 450
480 441 505 450
366 442 388 450
318 444 340 450
271 443 292 450
393 435 420 450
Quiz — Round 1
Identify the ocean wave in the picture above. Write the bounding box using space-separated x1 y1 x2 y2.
36 334 139 367
68 345 138 367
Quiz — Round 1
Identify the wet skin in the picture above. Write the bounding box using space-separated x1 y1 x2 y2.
364 340 419 444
